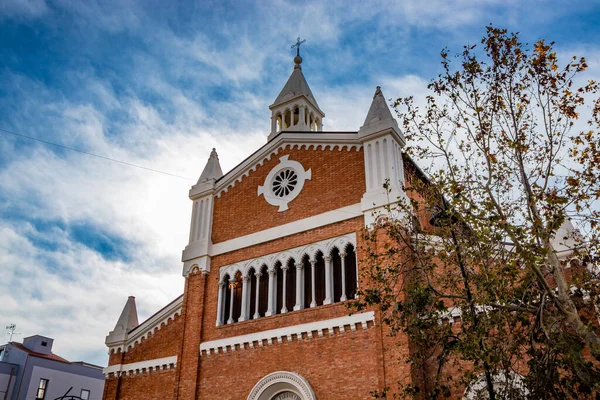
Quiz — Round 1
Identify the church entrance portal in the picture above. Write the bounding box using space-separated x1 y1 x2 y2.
247 371 316 400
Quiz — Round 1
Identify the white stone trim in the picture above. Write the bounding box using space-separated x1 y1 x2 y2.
103 355 177 377
200 311 374 356
211 204 362 256
108 296 183 354
218 232 357 281
248 371 316 400
215 132 362 198
360 132 408 226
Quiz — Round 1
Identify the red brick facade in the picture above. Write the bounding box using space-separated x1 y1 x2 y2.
103 120 416 397
212 146 365 243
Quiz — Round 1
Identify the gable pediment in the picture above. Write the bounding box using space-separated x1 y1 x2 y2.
189 131 361 199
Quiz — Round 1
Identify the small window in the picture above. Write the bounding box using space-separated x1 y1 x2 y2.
36 378 49 400
81 389 90 400
41 341 48 347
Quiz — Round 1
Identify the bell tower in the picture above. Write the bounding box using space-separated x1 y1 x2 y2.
268 38 325 141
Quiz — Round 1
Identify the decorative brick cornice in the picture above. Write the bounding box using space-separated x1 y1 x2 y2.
199 311 374 356
103 355 177 378
215 132 362 198
108 295 183 354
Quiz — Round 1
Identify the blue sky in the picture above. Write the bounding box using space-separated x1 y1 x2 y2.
1 0 600 366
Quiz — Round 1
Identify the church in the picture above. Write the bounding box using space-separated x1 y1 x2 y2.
101 47 421 400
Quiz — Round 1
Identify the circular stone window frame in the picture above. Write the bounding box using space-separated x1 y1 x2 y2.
247 371 316 400
257 156 312 212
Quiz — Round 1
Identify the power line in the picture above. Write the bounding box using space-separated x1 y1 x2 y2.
0 127 195 181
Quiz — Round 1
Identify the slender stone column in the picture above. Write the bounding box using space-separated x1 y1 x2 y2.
266 269 276 316
299 106 306 129
216 280 224 326
310 260 317 308
294 262 303 310
254 272 262 319
281 265 289 313
324 256 333 305
340 252 347 301
227 278 235 324
239 274 249 322
271 116 277 134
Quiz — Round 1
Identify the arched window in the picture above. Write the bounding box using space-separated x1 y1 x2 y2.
332 247 343 303
223 274 232 324
302 255 312 308
248 268 256 320
232 272 243 323
257 265 269 318
275 261 283 314
314 252 326 306
285 258 296 312
345 245 358 299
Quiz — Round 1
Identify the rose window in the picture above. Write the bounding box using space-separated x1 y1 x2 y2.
272 169 298 197
258 156 312 212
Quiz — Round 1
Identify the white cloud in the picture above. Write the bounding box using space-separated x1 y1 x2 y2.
0 70 268 364
0 0 49 19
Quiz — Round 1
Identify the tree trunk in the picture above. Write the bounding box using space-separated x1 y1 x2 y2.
545 240 600 357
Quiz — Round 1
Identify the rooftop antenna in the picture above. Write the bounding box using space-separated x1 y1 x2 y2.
6 324 20 342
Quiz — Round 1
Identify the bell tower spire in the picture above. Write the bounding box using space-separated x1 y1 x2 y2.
268 38 325 141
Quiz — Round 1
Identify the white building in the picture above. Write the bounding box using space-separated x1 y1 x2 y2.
0 335 104 400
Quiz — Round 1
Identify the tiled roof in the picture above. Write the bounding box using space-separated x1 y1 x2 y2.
10 342 70 364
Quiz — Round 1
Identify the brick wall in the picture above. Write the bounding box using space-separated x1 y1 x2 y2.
197 326 382 399
175 271 207 399
103 370 177 400
101 147 445 399
103 315 184 400
212 147 365 243
107 314 184 366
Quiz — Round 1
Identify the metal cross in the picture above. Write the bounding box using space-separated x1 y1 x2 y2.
291 37 306 57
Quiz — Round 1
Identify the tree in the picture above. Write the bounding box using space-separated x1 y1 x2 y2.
357 26 600 399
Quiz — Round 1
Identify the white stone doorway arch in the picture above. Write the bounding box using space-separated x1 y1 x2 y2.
247 371 316 400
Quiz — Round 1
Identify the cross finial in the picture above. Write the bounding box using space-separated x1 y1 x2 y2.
291 37 306 57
